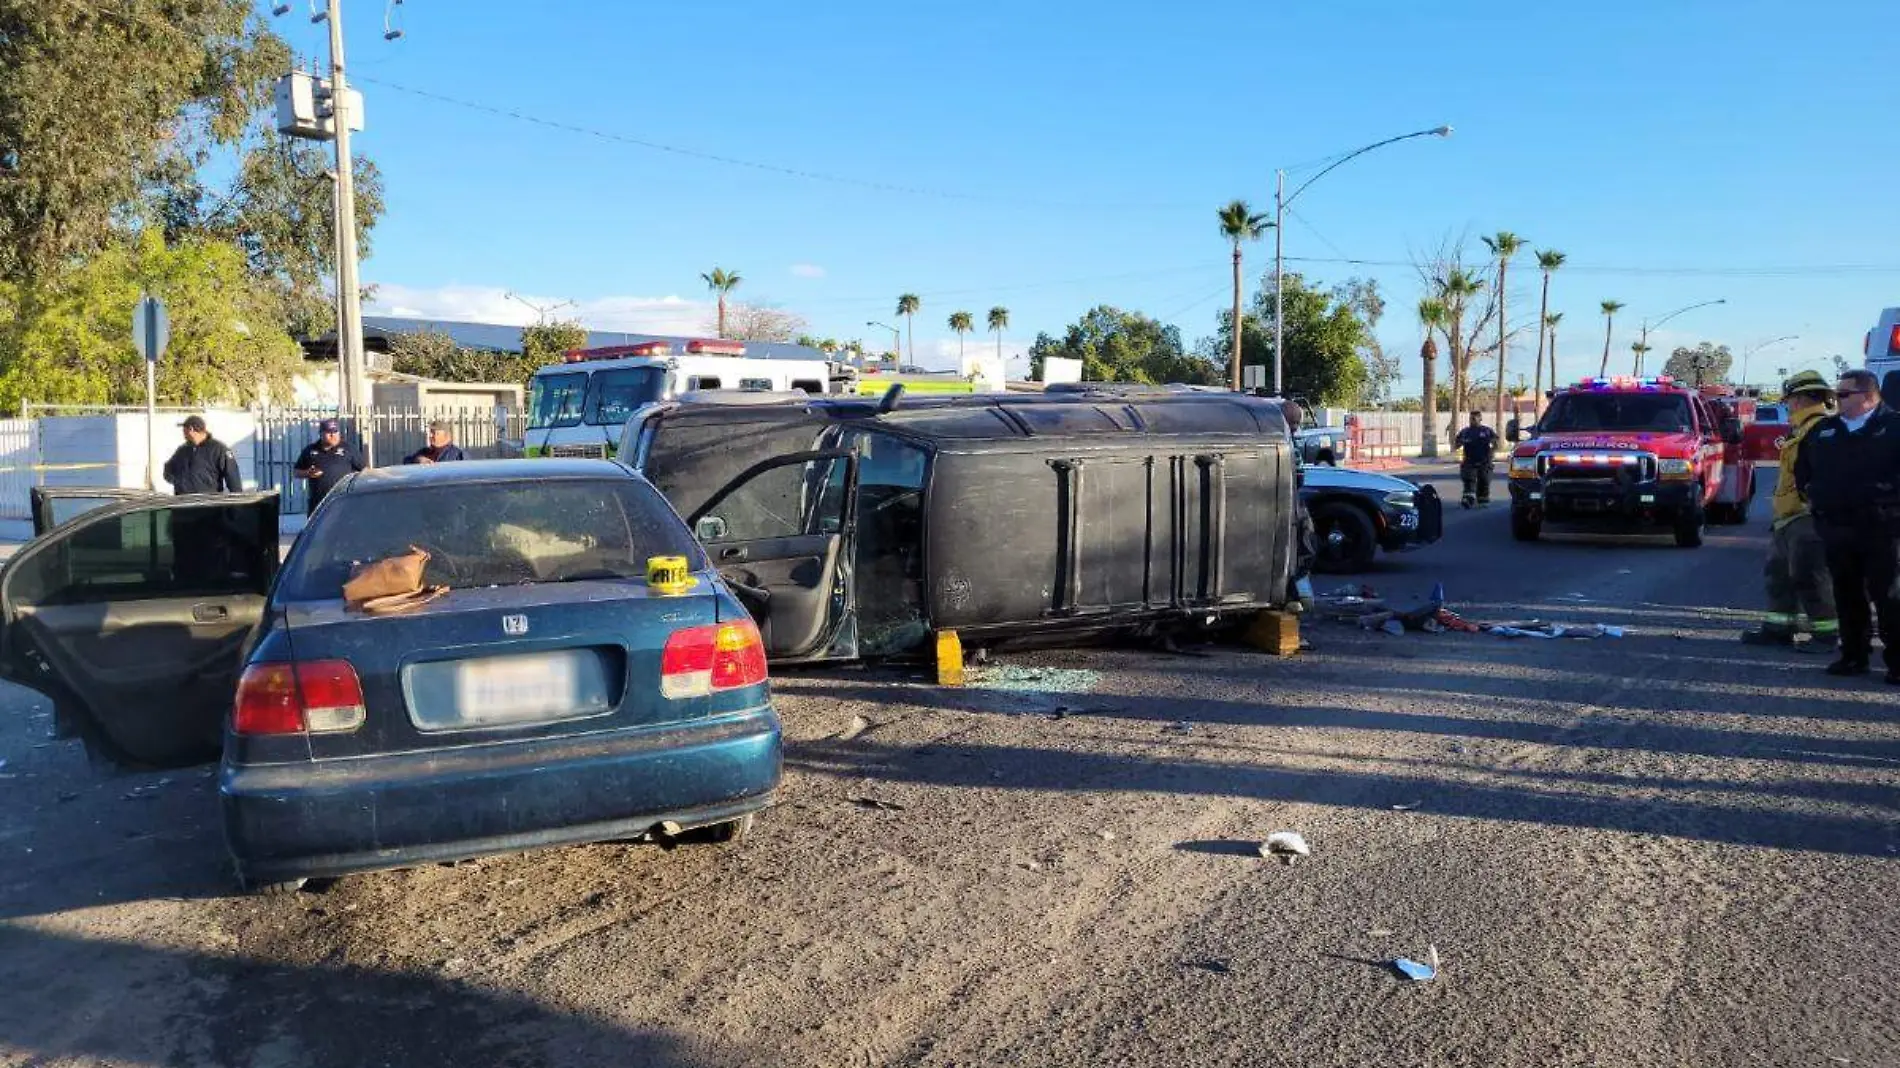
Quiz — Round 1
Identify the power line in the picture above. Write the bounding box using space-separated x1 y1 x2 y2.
1282 256 1900 279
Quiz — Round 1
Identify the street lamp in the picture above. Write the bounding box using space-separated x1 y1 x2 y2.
867 321 901 368
1273 124 1451 395
1740 335 1799 388
504 292 576 324
1636 299 1726 376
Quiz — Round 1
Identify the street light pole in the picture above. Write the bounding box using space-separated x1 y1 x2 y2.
867 321 900 367
506 292 576 325
1272 125 1451 396
1740 335 1799 388
1638 299 1727 377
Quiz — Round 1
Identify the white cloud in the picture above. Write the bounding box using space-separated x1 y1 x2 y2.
789 263 827 279
930 337 1033 376
367 283 713 337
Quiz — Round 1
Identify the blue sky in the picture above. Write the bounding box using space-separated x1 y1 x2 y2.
279 0 1897 389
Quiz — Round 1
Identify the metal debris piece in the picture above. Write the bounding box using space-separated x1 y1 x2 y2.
850 796 906 812
835 715 872 741
1261 831 1311 859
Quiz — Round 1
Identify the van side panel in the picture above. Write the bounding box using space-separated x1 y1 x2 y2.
925 441 1294 633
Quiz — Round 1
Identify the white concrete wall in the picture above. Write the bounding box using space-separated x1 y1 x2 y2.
37 411 261 492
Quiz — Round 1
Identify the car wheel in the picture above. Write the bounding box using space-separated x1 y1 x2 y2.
1511 507 1541 542
1311 502 1378 573
700 814 755 844
1674 507 1705 548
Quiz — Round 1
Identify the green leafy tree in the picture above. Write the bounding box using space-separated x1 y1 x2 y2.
1217 200 1272 391
1661 341 1734 385
1030 305 1217 385
177 139 386 339
987 306 1009 364
1199 273 1368 405
0 230 303 411
948 310 974 362
701 268 742 338
387 329 537 386
1334 278 1391 405
896 293 921 364
521 320 590 366
0 0 289 287
1482 232 1525 434
1599 300 1625 377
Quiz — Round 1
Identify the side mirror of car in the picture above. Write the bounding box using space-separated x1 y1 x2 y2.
1722 417 1744 445
1505 419 1522 443
1313 447 1337 467
695 515 730 541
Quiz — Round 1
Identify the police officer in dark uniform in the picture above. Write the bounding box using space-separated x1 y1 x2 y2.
161 415 243 494
1794 368 1900 682
294 418 364 514
1453 410 1499 508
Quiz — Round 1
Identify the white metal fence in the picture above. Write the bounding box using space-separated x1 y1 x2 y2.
0 419 37 519
254 406 522 514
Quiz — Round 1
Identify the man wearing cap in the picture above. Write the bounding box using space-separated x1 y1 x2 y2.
294 418 364 514
404 421 465 465
1740 371 1838 652
1795 368 1900 682
161 415 243 494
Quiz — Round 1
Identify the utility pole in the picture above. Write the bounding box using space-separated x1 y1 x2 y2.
317 0 367 418
1273 169 1285 396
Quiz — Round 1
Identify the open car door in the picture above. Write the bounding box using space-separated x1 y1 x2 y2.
30 486 163 538
688 450 858 663
0 492 280 767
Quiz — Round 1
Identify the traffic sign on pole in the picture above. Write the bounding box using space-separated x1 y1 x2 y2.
132 294 169 364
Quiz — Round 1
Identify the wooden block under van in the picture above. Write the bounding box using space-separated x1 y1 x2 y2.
1244 611 1301 656
935 630 965 686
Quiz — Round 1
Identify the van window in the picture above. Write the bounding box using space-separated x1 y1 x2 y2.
527 372 587 430
585 367 667 426
692 376 723 390
791 379 823 395
739 377 774 391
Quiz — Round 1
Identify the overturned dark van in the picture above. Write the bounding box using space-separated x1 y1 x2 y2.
621 389 1303 662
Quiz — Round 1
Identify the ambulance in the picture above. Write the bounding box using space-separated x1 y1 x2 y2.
522 339 833 459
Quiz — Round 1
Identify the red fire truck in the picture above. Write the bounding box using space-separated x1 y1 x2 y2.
1506 376 1757 548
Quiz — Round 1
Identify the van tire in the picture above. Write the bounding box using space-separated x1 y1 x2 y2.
1511 508 1541 542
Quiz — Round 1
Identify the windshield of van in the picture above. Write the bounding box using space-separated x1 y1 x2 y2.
276 478 705 599
585 367 668 425
528 372 586 429
1541 393 1695 434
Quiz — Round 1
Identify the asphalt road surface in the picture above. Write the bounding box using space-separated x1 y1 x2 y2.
2 469 1895 1067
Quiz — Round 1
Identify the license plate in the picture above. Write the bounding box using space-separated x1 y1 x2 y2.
437 650 604 729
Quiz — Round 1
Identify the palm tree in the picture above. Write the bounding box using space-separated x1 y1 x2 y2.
987 306 1010 365
1544 312 1564 396
701 268 742 339
1599 300 1625 376
1418 298 1448 458
1631 340 1652 376
1440 268 1486 423
1217 199 1273 392
1532 250 1565 417
896 294 921 364
1482 232 1525 437
948 310 974 362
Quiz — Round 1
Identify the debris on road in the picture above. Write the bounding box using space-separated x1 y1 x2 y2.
1163 720 1195 735
834 715 874 742
849 796 906 812
1391 801 1422 812
1261 831 1311 861
1367 928 1396 938
1393 945 1440 982
1185 958 1232 975
1097 829 1117 842
1320 582 1626 641
970 665 1101 695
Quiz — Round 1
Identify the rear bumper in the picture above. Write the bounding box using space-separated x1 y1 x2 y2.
222 707 781 883
1510 477 1698 523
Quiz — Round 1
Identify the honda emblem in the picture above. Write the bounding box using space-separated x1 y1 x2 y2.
502 614 529 636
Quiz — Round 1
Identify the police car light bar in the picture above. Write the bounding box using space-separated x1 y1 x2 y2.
562 341 674 363
1574 375 1675 391
686 340 746 356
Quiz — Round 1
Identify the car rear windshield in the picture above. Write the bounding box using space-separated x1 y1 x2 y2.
1542 393 1695 434
276 478 704 601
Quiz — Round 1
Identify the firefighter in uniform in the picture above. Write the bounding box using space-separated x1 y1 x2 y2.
1740 371 1838 651
1794 368 1900 682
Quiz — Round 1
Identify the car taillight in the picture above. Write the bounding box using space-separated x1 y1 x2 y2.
234 661 366 735
661 621 768 698
1889 325 1900 357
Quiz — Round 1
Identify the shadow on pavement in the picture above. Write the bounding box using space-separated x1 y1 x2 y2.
787 734 1899 857
0 925 739 1068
